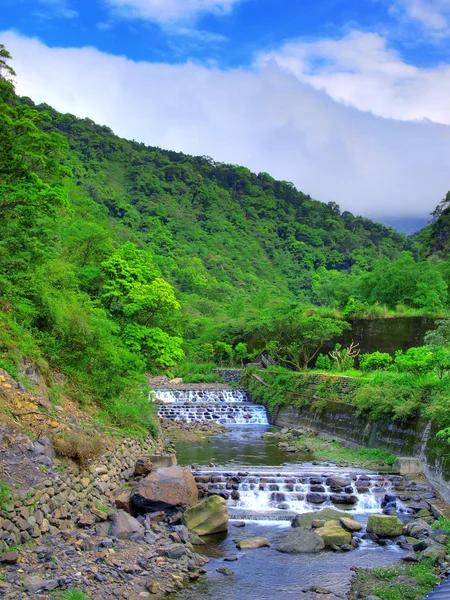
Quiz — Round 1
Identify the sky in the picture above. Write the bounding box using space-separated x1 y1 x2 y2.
2 0 450 230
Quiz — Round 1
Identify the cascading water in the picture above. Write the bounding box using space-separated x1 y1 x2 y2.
193 468 406 517
153 388 269 425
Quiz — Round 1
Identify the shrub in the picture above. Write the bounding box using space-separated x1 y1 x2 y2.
359 351 392 371
394 346 435 375
53 431 103 466
315 354 332 371
101 394 159 438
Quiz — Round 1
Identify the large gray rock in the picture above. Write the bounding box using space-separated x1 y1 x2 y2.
131 466 198 513
276 528 325 554
109 510 144 540
292 508 349 528
183 495 228 536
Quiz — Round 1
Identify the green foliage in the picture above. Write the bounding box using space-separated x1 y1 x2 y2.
394 346 435 375
59 590 91 600
297 435 397 467
99 393 159 438
315 354 332 371
359 351 392 371
432 517 450 534
259 309 350 369
0 480 12 510
369 561 439 600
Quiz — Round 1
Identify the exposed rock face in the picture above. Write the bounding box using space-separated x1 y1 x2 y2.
366 515 403 538
315 521 352 547
236 537 270 549
109 510 144 540
131 466 198 513
276 528 325 554
183 495 228 536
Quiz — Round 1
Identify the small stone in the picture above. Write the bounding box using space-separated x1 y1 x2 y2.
216 567 233 576
0 552 19 564
146 579 159 594
224 555 238 562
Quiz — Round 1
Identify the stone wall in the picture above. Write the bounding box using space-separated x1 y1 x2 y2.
271 401 450 504
212 369 243 384
0 435 162 550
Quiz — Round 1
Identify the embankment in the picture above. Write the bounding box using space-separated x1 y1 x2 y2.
244 372 450 503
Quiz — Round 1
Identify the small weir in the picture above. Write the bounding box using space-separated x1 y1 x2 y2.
194 468 401 517
153 388 269 425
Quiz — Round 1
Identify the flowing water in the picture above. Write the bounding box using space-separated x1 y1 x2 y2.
156 390 409 599
154 389 269 425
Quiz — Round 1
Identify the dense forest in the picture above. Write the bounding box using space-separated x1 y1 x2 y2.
1 44 449 434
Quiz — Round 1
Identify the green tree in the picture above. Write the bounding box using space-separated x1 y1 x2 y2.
264 309 350 370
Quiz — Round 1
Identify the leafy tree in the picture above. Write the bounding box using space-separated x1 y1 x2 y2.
234 342 248 366
263 309 350 370
394 346 434 375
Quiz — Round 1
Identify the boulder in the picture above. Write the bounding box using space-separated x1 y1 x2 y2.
330 494 358 505
340 518 362 532
292 508 349 528
236 537 270 549
315 521 352 547
131 466 198 513
420 543 448 563
276 528 325 554
366 515 403 538
306 492 327 504
109 510 144 540
183 495 228 536
326 476 351 488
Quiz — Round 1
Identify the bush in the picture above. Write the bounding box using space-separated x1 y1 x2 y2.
360 351 392 371
315 354 332 371
101 394 159 438
394 346 435 375
53 431 103 466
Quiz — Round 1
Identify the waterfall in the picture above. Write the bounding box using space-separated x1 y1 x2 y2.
153 388 269 425
193 469 405 516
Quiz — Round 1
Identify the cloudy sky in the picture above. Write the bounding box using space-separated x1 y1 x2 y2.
3 0 450 230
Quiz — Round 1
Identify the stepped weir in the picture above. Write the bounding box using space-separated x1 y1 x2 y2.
153 388 269 425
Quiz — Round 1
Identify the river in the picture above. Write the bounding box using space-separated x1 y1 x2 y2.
171 424 408 600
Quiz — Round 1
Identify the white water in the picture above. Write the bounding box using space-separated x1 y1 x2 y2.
154 388 269 425
194 469 404 516
152 389 249 404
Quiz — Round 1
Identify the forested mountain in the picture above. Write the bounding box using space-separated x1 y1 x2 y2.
0 44 449 431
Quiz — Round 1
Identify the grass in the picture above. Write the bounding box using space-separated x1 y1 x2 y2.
432 517 450 534
0 480 12 510
369 561 440 600
172 361 226 384
297 435 397 468
58 590 91 600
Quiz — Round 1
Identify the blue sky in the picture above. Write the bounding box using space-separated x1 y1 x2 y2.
3 0 450 228
5 0 450 68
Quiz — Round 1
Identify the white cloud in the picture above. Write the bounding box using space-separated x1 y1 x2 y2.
104 0 241 23
392 0 450 33
2 30 450 223
36 0 78 19
257 31 450 124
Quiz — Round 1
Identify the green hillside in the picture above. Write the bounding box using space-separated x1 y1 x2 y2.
1 44 449 432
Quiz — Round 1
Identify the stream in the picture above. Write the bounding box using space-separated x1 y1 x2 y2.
171 424 409 599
